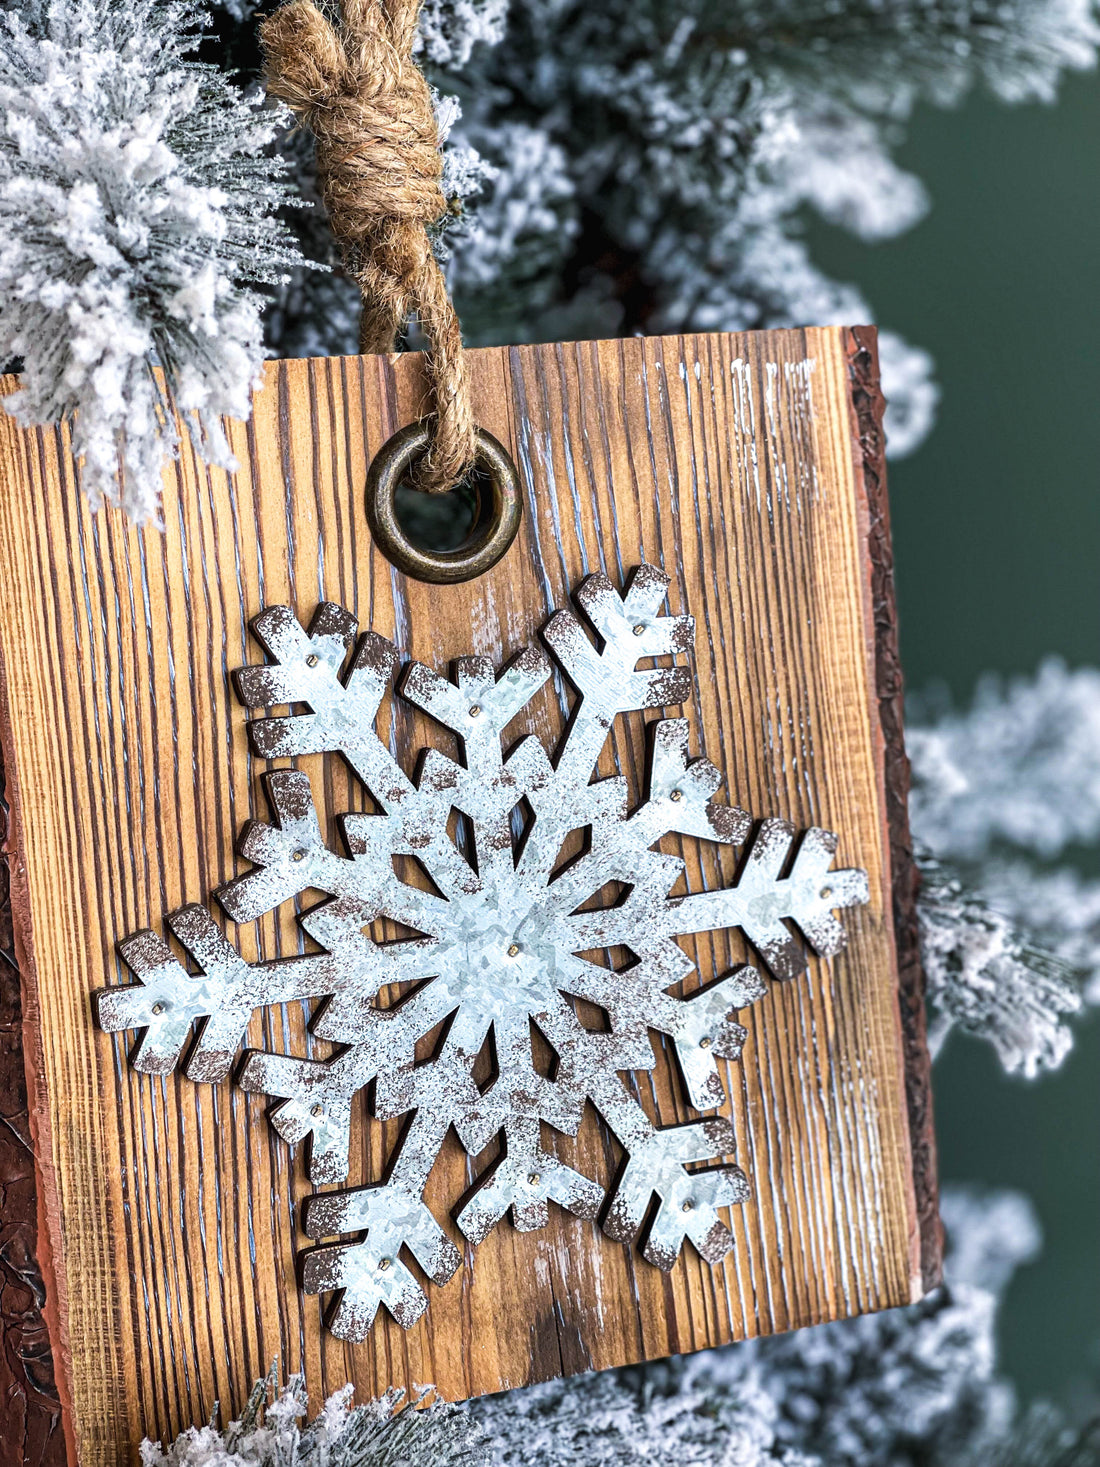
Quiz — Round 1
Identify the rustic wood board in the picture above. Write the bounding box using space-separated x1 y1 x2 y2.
0 327 938 1465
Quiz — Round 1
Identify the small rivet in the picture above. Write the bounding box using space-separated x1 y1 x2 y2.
306 654 319 668
469 704 481 718
507 943 520 958
527 1172 541 1186
670 789 684 803
292 848 307 863
632 624 646 637
310 1103 324 1118
151 1001 167 1016
378 1256 392 1271
681 1199 694 1213
699 1036 711 1049
820 886 833 901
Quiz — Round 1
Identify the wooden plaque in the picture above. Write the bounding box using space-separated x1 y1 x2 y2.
0 327 938 1465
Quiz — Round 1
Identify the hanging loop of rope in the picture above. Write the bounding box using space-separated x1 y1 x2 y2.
261 0 475 494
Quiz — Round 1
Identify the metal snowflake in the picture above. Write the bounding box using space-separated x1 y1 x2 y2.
94 565 868 1338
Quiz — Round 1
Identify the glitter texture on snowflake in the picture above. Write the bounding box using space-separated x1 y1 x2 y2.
94 565 869 1338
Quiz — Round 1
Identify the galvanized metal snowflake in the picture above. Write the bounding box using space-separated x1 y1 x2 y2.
94 565 868 1338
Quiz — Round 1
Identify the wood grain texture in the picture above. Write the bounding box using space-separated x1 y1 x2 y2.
0 328 937 1464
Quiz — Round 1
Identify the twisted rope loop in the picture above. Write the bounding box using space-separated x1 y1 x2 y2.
261 0 475 493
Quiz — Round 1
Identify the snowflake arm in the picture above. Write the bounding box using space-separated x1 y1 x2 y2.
518 565 697 885
402 646 554 884
302 1135 463 1336
590 1075 749 1270
241 1046 370 1184
455 1114 605 1244
233 604 403 795
94 903 322 1082
234 605 479 900
664 966 768 1111
664 821 871 980
215 769 384 921
544 566 695 726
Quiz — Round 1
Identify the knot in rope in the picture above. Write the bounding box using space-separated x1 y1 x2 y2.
262 0 475 494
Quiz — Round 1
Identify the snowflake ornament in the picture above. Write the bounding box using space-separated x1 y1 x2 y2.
95 566 869 1338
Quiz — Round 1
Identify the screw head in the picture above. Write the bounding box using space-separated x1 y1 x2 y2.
820 886 833 902
378 1257 392 1272
670 788 684 803
699 1036 711 1049
310 1103 324 1118
632 623 646 637
292 848 307 863
151 1001 167 1016
468 704 481 718
306 653 319 668
681 1199 694 1213
527 1172 541 1186
507 943 520 958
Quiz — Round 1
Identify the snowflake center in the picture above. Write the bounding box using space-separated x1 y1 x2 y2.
423 887 567 1022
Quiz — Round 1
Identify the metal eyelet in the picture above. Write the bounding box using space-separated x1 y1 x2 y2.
365 421 522 584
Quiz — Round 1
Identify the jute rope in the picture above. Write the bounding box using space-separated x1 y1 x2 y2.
261 0 476 494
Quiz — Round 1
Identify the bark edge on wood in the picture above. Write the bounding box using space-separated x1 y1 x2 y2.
847 324 942 1293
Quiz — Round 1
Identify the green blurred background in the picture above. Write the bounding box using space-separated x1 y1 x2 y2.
807 74 1100 1408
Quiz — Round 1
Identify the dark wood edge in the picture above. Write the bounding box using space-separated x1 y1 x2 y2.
846 325 943 1293
0 646 73 1464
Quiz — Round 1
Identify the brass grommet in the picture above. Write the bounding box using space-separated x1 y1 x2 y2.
365 421 522 584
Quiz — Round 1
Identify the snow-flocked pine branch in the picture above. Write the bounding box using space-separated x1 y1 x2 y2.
909 658 1100 1073
231 0 1099 460
9 0 1098 510
138 1378 489 1467
915 846 1082 1076
141 1186 1100 1467
0 0 308 521
909 660 1100 860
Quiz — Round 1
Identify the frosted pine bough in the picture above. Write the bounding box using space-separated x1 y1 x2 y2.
0 0 303 521
96 566 868 1337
